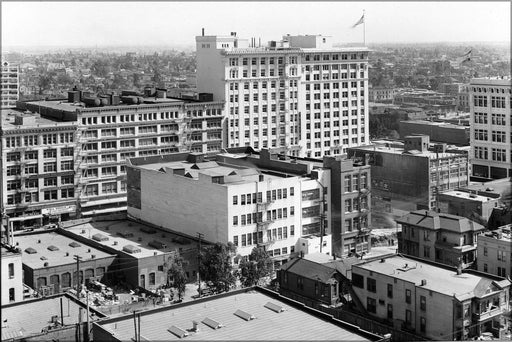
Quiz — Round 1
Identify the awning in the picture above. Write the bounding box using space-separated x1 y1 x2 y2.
7 215 43 222
80 198 125 207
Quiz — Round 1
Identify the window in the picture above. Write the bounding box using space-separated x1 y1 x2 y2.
8 263 14 278
352 273 364 288
420 295 426 311
9 288 15 302
297 276 304 290
43 162 57 173
405 289 411 304
233 195 238 205
61 160 73 171
497 250 505 261
367 297 376 313
367 278 376 292
387 283 393 298
405 309 412 325
420 317 426 333
233 216 238 226
149 272 155 285
483 247 488 256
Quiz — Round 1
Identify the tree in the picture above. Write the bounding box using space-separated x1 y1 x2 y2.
199 242 237 293
238 247 273 287
167 252 188 300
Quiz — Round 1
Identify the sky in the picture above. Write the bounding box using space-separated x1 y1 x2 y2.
1 1 510 49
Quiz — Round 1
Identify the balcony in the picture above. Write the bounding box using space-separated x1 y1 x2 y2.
472 307 503 322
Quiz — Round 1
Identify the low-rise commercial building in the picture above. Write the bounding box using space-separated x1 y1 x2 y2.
396 210 485 268
61 220 200 290
347 135 469 225
438 189 501 224
398 120 469 145
477 226 511 278
1 244 24 303
13 231 116 295
1 293 106 342
93 286 385 341
351 255 511 340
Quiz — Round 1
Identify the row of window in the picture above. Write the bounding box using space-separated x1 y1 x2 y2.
473 112 508 125
6 148 74 162
233 188 294 205
4 133 74 148
232 207 295 225
473 129 507 142
232 226 296 247
229 79 299 91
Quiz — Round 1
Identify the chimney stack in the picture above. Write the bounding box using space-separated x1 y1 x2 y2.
202 28 205 36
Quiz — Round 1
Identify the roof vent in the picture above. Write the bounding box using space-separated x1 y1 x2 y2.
234 309 255 321
421 279 427 286
25 247 37 254
44 262 49 267
69 242 81 248
38 239 41 243
47 245 59 251
202 317 222 329
87 248 91 253
82 229 86 234
113 241 118 246
264 302 285 313
168 326 188 338
66 252 69 256
91 254 96 259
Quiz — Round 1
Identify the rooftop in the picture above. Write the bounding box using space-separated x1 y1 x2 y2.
13 232 114 270
1 245 22 258
349 143 465 159
354 255 509 299
470 76 511 86
64 220 196 259
396 210 485 233
440 190 498 203
1 109 76 129
400 120 468 130
480 228 512 243
1 293 104 341
95 287 381 341
280 258 339 283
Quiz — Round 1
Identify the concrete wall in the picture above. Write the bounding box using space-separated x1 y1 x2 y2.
195 36 227 102
399 121 469 145
477 235 511 278
1 250 24 303
129 167 229 245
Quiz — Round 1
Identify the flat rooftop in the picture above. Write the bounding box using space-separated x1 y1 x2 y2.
1 245 21 258
441 190 496 202
139 159 287 184
470 76 511 86
355 255 499 298
96 288 380 341
1 294 103 341
350 144 465 159
1 109 75 129
401 120 468 129
64 220 196 258
13 232 114 270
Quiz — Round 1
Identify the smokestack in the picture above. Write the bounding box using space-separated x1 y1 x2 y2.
259 37 261 47
202 28 204 36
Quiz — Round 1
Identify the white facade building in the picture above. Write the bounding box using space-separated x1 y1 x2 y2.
196 32 369 158
469 77 511 179
1 60 19 108
126 149 332 263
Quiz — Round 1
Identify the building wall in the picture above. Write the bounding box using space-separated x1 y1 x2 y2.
128 167 229 245
1 248 24 303
278 268 339 306
469 78 511 179
438 192 499 222
398 121 469 145
477 234 511 278
195 34 369 158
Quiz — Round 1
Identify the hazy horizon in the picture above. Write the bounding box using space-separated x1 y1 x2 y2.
2 1 510 51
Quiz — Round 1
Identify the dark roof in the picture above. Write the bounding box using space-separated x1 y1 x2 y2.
396 210 484 233
280 257 339 283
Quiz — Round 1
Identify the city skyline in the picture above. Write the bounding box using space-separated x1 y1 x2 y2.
1 1 510 50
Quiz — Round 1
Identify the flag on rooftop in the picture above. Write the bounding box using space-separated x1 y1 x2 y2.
351 13 365 28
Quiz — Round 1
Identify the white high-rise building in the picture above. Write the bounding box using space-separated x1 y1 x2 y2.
196 32 369 158
469 77 511 179
1 60 19 108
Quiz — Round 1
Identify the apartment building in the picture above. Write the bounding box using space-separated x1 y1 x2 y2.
351 255 511 340
126 148 331 263
477 227 511 279
437 189 501 224
369 87 399 103
1 90 224 226
469 76 511 179
347 135 469 213
196 32 369 158
396 210 485 268
1 60 19 108
1 110 78 229
1 244 24 304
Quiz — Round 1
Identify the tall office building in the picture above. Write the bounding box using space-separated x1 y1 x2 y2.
1 60 20 108
470 77 511 179
196 32 369 158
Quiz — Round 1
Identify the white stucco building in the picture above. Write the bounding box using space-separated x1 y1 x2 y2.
196 32 369 158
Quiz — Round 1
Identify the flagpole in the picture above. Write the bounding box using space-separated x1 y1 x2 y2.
363 9 366 46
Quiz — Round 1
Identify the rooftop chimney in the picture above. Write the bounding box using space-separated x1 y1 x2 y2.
202 28 205 36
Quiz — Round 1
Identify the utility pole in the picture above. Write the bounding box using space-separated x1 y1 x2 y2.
74 255 82 297
86 290 90 342
197 232 204 298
